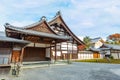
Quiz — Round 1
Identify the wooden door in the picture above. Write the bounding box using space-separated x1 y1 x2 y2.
12 50 21 63
93 53 100 58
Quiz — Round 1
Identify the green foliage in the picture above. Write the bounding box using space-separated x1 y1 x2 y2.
109 55 114 59
83 36 91 49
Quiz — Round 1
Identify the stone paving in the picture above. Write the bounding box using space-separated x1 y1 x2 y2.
0 62 120 80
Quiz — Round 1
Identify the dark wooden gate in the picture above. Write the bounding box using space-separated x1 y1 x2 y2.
23 47 46 61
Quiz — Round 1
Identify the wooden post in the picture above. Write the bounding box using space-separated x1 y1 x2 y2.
60 42 63 60
117 50 119 59
55 42 57 62
71 42 73 59
50 44 52 59
67 41 69 63
117 50 120 59
20 48 24 64
77 44 79 59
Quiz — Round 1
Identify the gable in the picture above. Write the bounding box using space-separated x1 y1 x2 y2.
26 21 55 34
94 41 103 48
49 15 84 45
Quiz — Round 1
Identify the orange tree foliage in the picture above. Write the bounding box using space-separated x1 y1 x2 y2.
108 33 120 40
107 33 120 45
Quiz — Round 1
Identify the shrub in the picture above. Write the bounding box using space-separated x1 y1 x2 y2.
109 55 114 59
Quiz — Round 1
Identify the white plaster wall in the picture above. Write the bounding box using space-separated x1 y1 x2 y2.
111 53 119 59
78 54 93 59
94 41 103 48
52 51 61 56
46 48 50 57
100 54 104 59
62 51 67 53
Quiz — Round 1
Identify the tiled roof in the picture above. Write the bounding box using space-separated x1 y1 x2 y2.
89 47 101 52
103 44 120 50
91 37 102 43
0 36 30 43
0 31 5 36
0 31 30 44
5 23 70 40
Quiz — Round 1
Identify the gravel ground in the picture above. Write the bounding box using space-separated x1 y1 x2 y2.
0 62 120 80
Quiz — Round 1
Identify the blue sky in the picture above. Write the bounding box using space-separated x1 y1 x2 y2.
0 0 120 40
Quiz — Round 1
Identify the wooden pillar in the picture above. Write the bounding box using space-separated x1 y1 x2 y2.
34 43 35 47
60 42 63 60
117 50 119 59
20 48 24 64
50 44 52 59
55 42 57 61
118 50 120 59
9 48 13 64
67 41 69 60
71 42 73 59
77 44 79 59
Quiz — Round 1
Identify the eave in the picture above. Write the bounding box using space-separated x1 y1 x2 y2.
5 23 70 40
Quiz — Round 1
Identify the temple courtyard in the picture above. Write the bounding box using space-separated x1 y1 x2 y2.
0 62 120 80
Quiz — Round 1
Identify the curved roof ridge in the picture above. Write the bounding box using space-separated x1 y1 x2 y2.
5 16 47 29
23 18 46 29
4 23 24 29
23 18 58 35
4 21 58 35
48 11 61 24
48 12 85 45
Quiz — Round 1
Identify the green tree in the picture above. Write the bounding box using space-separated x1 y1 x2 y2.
83 36 91 50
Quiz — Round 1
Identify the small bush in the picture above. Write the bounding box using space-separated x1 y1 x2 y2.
109 55 114 59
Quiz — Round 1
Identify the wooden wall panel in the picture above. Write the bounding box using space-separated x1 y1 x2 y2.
11 50 21 63
23 47 46 61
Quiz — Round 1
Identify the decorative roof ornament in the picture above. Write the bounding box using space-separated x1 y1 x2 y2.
4 23 11 28
56 11 61 16
5 23 10 25
40 16 46 21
